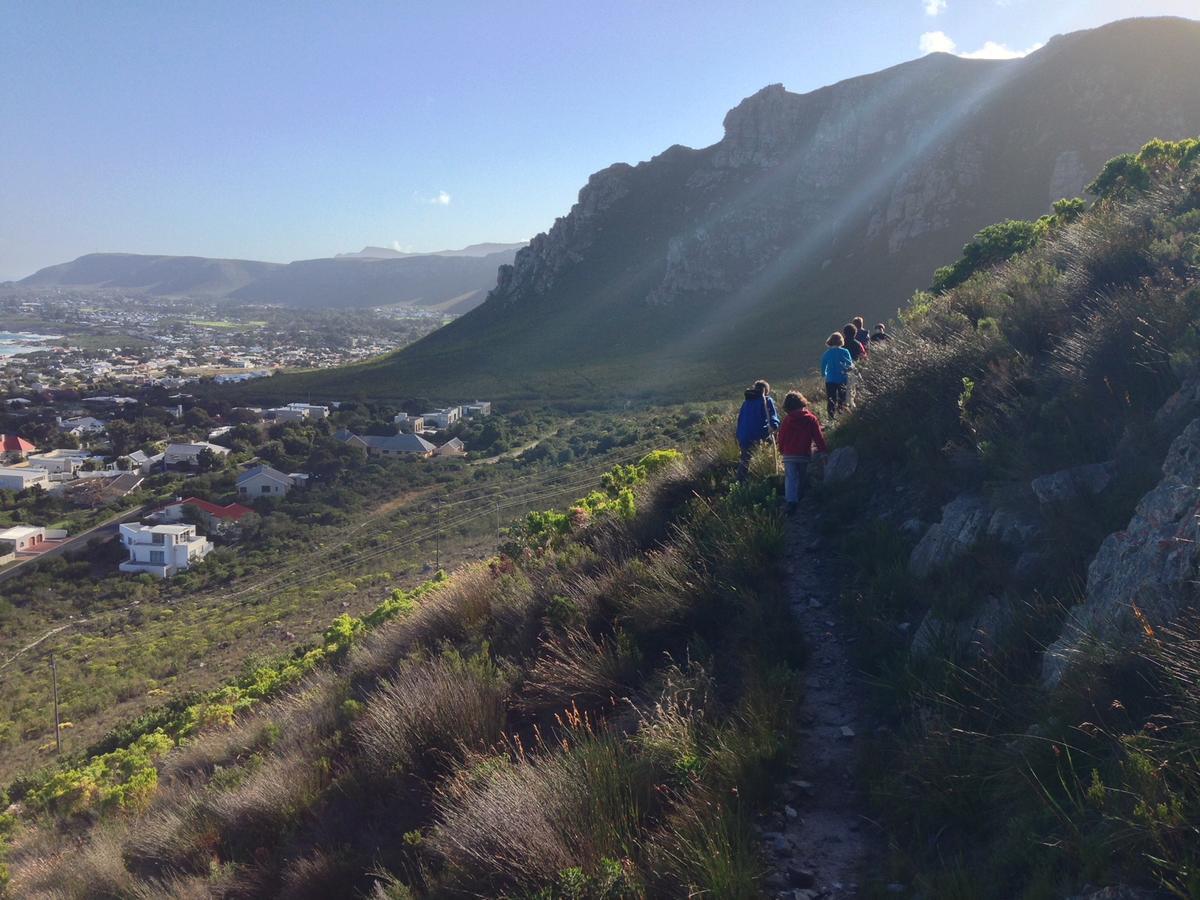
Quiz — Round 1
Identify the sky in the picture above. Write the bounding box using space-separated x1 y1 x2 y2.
1 0 1196 280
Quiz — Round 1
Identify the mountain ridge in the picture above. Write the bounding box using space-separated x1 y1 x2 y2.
262 15 1200 402
14 246 524 312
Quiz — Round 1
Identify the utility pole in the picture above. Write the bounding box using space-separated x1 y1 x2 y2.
434 504 441 571
495 499 501 551
50 652 62 754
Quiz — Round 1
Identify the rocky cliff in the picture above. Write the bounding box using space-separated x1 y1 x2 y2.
274 16 1200 401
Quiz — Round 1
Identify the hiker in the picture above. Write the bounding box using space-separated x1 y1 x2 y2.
777 390 828 514
735 380 780 480
842 323 868 361
821 333 853 419
871 322 891 343
853 316 871 349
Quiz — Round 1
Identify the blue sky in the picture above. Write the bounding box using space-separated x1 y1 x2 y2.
1 0 1195 279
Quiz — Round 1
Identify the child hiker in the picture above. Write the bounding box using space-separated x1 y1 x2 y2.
777 391 827 514
735 379 780 481
821 333 853 418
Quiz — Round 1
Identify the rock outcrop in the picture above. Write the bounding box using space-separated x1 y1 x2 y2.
1042 418 1200 687
1030 462 1114 505
909 495 991 578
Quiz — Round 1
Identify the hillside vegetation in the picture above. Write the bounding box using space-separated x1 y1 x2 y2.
2 440 804 897
824 138 1200 897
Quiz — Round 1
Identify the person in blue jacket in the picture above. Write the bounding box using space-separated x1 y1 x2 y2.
821 333 854 419
735 379 780 480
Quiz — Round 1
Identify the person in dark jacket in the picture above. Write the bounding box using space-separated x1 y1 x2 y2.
777 391 828 514
735 380 780 481
853 316 871 349
843 323 868 361
871 322 891 343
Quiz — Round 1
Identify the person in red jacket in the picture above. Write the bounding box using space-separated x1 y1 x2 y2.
777 390 828 514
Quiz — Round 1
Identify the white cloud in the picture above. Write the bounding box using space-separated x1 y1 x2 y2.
958 40 1044 59
429 190 451 206
919 30 1043 59
919 31 956 54
924 0 947 16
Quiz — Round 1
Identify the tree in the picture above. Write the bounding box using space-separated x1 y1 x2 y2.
195 448 224 472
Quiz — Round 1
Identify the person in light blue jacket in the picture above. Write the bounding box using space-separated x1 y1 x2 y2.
735 380 780 480
821 332 854 419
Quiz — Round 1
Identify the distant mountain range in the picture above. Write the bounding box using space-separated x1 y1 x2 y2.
261 16 1200 402
14 244 526 313
335 242 526 259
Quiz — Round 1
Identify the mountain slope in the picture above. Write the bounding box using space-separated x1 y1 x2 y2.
18 252 281 296
335 242 526 259
226 250 520 310
269 16 1200 402
17 246 523 312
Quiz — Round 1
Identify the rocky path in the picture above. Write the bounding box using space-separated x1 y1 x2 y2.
759 501 883 899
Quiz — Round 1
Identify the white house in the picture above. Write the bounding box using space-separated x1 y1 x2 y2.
435 438 467 458
124 450 165 474
60 415 107 436
27 448 91 477
421 407 462 430
463 401 492 418
0 466 51 491
268 402 330 422
164 442 230 467
118 523 212 577
0 525 46 551
285 402 329 420
236 464 301 498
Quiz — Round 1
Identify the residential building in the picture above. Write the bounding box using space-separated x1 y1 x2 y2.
27 448 91 477
60 415 107 435
268 402 330 422
164 441 230 467
124 449 164 474
357 433 436 458
119 523 212 577
393 414 425 434
421 407 461 430
285 402 329 420
463 401 493 417
435 438 467 457
237 464 303 497
0 466 51 491
0 525 46 552
0 434 36 461
156 497 254 535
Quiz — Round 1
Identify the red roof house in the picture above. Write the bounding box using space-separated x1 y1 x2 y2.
1 435 37 457
155 497 254 533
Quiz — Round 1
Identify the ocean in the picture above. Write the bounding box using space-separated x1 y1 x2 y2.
0 331 61 357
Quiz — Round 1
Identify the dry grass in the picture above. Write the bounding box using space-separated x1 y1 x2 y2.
356 651 511 780
431 728 655 893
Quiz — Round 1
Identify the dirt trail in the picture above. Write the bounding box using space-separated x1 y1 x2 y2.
759 501 883 899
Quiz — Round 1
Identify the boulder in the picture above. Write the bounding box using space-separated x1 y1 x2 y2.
911 596 1007 659
823 446 858 483
1030 461 1114 505
986 507 1041 547
908 494 990 577
1042 419 1200 687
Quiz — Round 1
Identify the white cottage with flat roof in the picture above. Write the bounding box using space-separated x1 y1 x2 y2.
0 467 51 491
